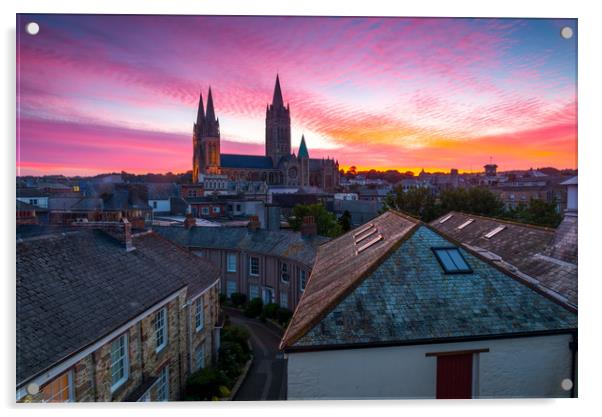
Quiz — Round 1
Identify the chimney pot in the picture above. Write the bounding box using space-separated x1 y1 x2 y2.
248 215 260 232
300 215 317 237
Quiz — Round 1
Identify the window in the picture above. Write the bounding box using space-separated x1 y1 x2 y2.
457 219 474 230
226 280 237 297
195 297 204 332
280 263 289 283
195 343 205 371
484 225 506 239
41 372 72 402
201 207 209 215
153 308 168 352
29 199 38 206
188 190 196 198
249 284 260 300
249 256 259 276
110 334 129 392
280 291 289 309
156 366 169 401
227 253 237 272
432 248 472 274
299 270 307 292
213 206 220 213
263 287 274 304
152 201 158 209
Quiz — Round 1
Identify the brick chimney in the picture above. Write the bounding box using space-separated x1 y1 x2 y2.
300 215 317 237
248 215 260 232
71 218 135 251
184 205 196 230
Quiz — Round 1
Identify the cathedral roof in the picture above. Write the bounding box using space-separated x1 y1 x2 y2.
220 154 274 169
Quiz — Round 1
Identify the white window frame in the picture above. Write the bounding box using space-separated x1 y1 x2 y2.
249 256 260 276
213 206 220 213
110 334 129 393
299 270 307 292
227 253 237 273
195 343 206 371
156 366 169 401
195 297 204 332
280 262 289 283
249 284 260 300
263 287 274 305
154 307 168 353
226 280 237 297
201 207 209 215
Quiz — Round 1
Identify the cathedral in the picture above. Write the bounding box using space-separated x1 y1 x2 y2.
192 75 340 192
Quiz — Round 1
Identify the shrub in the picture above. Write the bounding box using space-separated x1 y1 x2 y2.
244 297 263 318
221 325 250 354
185 367 231 401
262 303 280 319
276 307 293 327
218 293 227 306
230 292 247 307
218 341 249 380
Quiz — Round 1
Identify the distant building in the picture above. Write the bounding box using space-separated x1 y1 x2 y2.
146 183 179 214
16 221 221 402
191 75 339 192
282 211 577 399
155 218 329 311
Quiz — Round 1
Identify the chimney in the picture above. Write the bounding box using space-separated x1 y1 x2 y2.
248 215 260 232
71 218 135 251
184 205 196 230
300 215 317 237
266 205 281 231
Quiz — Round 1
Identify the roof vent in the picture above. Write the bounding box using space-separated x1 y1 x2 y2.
439 214 453 224
457 219 474 230
356 234 383 254
484 225 506 239
353 223 374 238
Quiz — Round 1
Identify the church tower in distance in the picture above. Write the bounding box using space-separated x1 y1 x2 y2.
265 75 291 166
192 87 221 182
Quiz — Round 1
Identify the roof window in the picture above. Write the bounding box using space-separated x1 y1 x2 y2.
432 247 472 274
457 219 474 230
439 214 453 224
484 225 506 239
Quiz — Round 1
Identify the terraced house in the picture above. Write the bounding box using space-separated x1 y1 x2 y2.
281 211 577 399
155 217 329 310
16 220 221 402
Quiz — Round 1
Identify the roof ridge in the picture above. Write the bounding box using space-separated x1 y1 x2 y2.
435 211 556 233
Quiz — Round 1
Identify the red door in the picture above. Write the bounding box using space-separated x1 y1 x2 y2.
436 353 473 399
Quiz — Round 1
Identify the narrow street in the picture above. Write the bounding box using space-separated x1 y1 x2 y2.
226 308 287 401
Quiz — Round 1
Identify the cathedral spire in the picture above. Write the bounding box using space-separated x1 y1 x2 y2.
196 91 205 125
298 134 309 159
206 87 216 122
272 74 284 108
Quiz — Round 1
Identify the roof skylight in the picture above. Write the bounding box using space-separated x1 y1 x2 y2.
457 219 474 230
484 226 506 239
432 247 472 274
353 223 374 238
439 214 453 224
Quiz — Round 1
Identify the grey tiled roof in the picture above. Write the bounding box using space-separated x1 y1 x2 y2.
430 212 577 307
16 229 220 386
154 226 329 267
288 224 576 349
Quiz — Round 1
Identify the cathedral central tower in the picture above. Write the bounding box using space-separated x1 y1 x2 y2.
265 75 291 166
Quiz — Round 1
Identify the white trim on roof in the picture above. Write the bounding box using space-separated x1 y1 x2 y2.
439 214 453 224
484 226 506 239
457 219 474 230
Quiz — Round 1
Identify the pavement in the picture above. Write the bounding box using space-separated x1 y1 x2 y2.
226 308 287 401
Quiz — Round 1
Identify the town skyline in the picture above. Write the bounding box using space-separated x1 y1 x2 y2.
17 15 577 176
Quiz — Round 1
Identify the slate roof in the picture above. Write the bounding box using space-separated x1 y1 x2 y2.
280 211 577 350
281 211 419 348
154 226 329 267
16 200 38 211
430 212 577 307
16 229 220 387
146 182 179 200
220 154 274 169
17 188 48 198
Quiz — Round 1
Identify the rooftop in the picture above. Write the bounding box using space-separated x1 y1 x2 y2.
16 228 220 387
430 212 577 307
281 211 576 351
155 225 329 267
221 154 274 169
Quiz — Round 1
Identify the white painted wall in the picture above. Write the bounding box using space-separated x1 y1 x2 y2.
567 184 577 212
287 334 574 400
149 199 170 213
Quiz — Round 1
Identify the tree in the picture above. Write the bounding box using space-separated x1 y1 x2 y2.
439 187 505 217
288 203 343 237
510 198 562 228
382 186 441 222
338 210 352 232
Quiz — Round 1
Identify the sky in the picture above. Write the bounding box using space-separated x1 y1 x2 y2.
16 14 577 176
